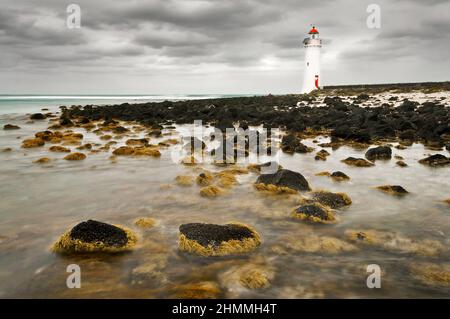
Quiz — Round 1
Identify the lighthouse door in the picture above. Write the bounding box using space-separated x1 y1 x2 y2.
314 75 319 89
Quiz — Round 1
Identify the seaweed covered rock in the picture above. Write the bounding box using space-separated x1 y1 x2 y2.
410 263 450 287
310 191 352 209
64 152 86 161
196 172 215 186
314 149 330 161
376 185 409 196
365 146 392 161
281 134 313 154
3 124 20 130
330 171 350 181
418 154 450 167
292 203 336 223
199 185 224 198
255 169 310 193
178 222 261 256
341 157 374 167
170 281 221 299
345 229 444 256
134 217 156 229
113 146 135 156
22 138 45 148
52 220 137 253
49 145 70 153
175 175 194 187
33 157 51 164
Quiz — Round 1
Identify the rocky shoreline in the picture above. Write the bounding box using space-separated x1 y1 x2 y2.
59 86 450 150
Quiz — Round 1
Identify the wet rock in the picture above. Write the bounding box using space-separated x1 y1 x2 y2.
33 157 51 164
112 126 129 134
52 220 137 253
178 222 261 256
170 281 221 299
314 149 330 161
30 113 46 120
281 134 313 154
330 171 350 181
175 175 194 187
126 138 149 147
310 191 352 209
35 130 61 141
113 146 135 156
196 172 214 186
130 256 167 286
76 143 92 150
200 185 224 198
418 154 450 167
219 262 275 292
132 147 161 157
21 138 45 148
100 134 112 141
49 145 70 153
134 217 156 229
365 146 392 161
247 161 282 173
64 152 86 161
444 198 450 205
341 157 374 167
3 124 20 130
2 147 12 152
446 142 450 152
396 160 408 167
376 185 409 196
394 155 404 160
410 263 450 287
345 229 444 257
255 169 310 192
292 203 336 223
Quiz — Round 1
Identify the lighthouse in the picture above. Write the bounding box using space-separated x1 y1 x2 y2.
301 26 322 94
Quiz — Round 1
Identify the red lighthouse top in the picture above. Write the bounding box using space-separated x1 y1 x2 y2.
309 26 319 34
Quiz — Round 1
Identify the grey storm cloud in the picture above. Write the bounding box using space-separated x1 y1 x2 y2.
0 0 449 94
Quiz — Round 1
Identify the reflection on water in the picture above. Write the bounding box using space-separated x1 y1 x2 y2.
0 105 450 298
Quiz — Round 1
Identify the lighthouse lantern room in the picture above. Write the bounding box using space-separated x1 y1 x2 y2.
301 26 322 94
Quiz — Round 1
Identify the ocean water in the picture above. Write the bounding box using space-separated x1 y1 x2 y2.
0 94 449 298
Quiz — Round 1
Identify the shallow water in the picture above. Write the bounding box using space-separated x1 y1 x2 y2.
0 96 450 298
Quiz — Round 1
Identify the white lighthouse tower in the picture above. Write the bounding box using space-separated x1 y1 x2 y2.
301 26 322 94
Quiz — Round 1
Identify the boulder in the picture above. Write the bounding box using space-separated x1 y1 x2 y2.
365 146 392 161
3 124 20 130
330 171 350 181
281 134 313 154
178 222 261 256
376 185 409 196
30 113 46 120
341 157 374 167
64 152 86 160
418 154 450 167
396 160 408 167
255 169 310 192
52 220 137 253
310 191 352 209
49 145 70 153
21 138 45 148
292 203 336 223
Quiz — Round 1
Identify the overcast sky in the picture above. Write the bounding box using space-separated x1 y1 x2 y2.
0 0 449 94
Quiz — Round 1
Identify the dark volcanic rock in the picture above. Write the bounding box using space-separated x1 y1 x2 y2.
294 204 330 220
330 171 350 181
418 154 450 167
179 223 255 247
30 113 46 120
69 220 128 247
256 169 310 191
377 185 409 195
281 134 311 154
365 146 392 161
446 142 450 152
3 124 20 130
311 191 352 209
